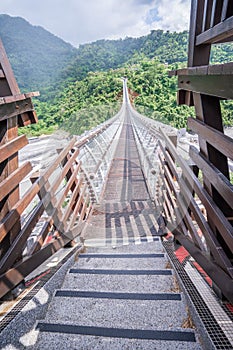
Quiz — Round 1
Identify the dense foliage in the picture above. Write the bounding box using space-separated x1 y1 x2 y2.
0 14 77 91
21 56 233 137
1 14 233 136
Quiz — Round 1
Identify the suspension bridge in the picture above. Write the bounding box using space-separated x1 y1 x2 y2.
0 1 233 349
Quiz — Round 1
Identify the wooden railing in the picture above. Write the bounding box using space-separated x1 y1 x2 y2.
0 137 91 298
156 130 233 303
166 0 233 302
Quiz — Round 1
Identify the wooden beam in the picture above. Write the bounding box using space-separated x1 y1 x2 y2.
0 202 45 274
0 138 76 242
0 239 83 299
178 74 233 99
160 129 233 254
187 117 233 160
196 15 233 44
0 135 28 163
18 110 38 127
170 62 233 77
0 39 20 95
189 146 233 209
27 219 53 255
0 162 32 202
0 98 34 122
0 92 40 105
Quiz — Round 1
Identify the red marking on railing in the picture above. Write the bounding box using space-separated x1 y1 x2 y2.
25 269 51 287
225 303 233 314
175 246 189 263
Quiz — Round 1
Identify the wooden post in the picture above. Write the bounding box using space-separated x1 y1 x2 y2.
0 39 21 259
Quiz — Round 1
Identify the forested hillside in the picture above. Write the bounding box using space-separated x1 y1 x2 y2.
1 14 233 136
0 14 77 90
26 56 233 136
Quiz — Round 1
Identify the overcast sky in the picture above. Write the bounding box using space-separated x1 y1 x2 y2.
0 0 191 47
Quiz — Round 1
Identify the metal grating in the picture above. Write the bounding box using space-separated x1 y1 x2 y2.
163 241 233 350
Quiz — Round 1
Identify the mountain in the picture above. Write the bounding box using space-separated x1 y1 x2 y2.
0 14 77 91
1 15 232 94
1 14 232 137
60 30 189 83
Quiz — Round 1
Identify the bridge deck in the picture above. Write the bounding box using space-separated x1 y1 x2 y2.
83 112 161 248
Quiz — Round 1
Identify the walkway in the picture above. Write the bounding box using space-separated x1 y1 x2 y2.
83 109 161 248
34 97 203 349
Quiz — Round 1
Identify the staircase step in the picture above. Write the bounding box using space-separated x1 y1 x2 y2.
35 322 201 350
76 254 167 270
42 293 185 329
84 240 165 253
61 270 174 293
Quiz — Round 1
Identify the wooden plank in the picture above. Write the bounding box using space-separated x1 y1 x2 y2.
24 91 40 98
176 193 206 250
160 128 233 254
178 176 233 276
171 62 233 76
0 98 34 122
67 183 87 230
61 171 83 223
0 152 80 270
178 74 233 99
19 110 38 127
3 94 26 104
0 202 45 274
0 239 84 299
0 39 20 95
192 92 232 264
196 15 233 44
189 146 233 209
0 162 32 202
161 150 207 251
0 134 28 163
188 117 233 160
41 162 82 233
46 148 80 200
158 141 179 180
0 92 40 105
158 165 198 241
0 138 76 242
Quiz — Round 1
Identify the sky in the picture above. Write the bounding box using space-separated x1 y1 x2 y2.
0 0 191 47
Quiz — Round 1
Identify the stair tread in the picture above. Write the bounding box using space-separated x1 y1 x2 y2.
35 321 202 350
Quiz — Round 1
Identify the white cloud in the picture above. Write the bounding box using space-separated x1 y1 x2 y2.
0 0 191 46
150 0 191 32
